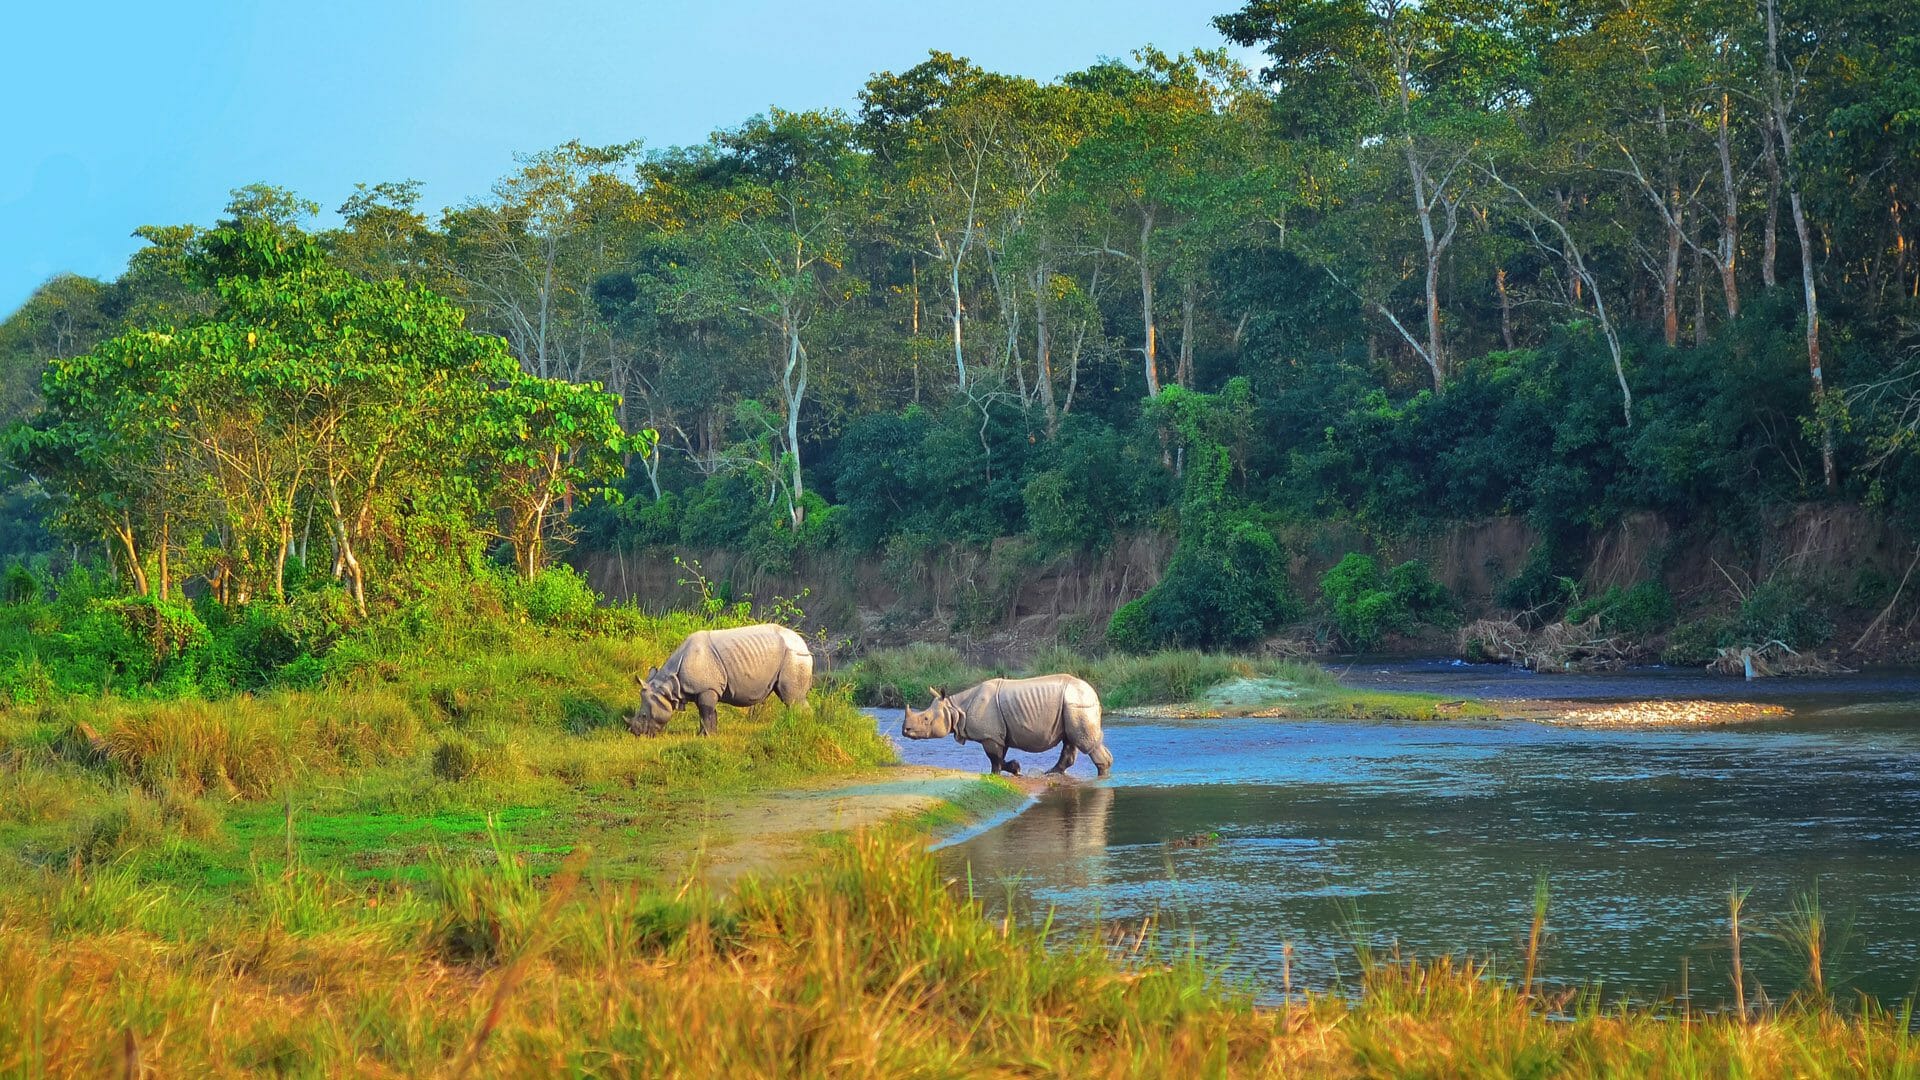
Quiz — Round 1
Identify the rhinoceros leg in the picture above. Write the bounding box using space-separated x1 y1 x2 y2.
1087 742 1113 778
694 689 720 736
982 741 1020 776
774 655 814 711
1046 743 1078 774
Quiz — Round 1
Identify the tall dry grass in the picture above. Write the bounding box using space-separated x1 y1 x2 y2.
0 830 1914 1078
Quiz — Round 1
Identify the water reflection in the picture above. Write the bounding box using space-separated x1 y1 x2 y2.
960 783 1115 895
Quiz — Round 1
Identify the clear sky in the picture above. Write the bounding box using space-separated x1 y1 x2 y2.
3 1 1246 318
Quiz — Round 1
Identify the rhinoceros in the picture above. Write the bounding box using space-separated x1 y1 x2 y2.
901 674 1113 777
629 623 813 736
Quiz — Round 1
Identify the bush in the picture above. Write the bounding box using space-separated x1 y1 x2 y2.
1107 515 1294 652
1566 581 1675 636
1736 581 1832 650
839 644 993 708
2 561 43 604
1108 382 1296 653
1320 554 1454 651
501 564 601 630
1662 615 1736 666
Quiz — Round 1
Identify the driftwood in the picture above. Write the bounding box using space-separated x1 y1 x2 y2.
1706 639 1851 678
1458 617 1638 673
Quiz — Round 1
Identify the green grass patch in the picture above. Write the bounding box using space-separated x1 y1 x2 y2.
837 644 1467 718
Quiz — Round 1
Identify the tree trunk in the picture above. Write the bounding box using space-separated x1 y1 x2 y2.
1767 0 1835 490
1497 267 1516 350
784 323 808 528
1791 190 1837 490
910 256 923 405
1762 123 1781 289
536 239 556 378
326 478 368 616
1694 249 1709 347
1138 210 1160 397
274 515 291 601
1717 91 1741 319
1663 187 1683 347
949 250 966 392
1399 41 1446 388
1177 280 1196 389
115 517 147 597
157 512 170 602
1031 268 1057 436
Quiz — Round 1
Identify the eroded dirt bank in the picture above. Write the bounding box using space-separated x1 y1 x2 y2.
578 505 1918 663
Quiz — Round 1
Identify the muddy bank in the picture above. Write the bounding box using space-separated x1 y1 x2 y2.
576 504 1918 664
668 765 1022 884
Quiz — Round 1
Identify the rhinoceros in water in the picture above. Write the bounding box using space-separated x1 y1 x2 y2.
902 674 1113 777
629 623 813 736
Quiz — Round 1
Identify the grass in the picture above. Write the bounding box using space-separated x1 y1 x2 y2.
0 605 896 905
0 600 1908 1075
838 643 1488 719
1 826 1913 1076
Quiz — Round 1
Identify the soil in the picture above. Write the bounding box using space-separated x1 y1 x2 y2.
669 764 1004 885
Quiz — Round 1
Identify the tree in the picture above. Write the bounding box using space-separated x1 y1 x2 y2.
1061 49 1251 397
1220 0 1519 388
479 373 645 580
657 110 865 528
440 141 642 381
1763 0 1837 490
11 222 647 607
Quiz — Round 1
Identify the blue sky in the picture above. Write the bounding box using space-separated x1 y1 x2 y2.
3 1 1245 318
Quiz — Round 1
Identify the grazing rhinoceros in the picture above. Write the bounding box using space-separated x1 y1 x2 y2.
901 674 1113 777
629 623 813 736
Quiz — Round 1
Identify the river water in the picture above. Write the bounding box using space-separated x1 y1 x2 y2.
873 662 1920 1008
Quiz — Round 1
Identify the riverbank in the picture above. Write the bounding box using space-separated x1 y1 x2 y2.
7 600 1918 1073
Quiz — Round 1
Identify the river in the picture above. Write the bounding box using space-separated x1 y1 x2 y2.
873 662 1920 1008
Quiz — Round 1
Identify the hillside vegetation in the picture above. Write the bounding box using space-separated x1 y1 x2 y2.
5 1 1919 658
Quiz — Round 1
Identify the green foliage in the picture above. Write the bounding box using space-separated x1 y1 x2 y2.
1736 582 1833 651
1566 581 1675 636
499 564 602 631
8 222 651 614
837 643 996 708
1107 382 1296 652
1662 616 1737 666
1319 554 1456 651
1660 583 1834 664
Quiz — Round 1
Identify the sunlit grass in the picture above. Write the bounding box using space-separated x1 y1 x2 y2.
1 829 1913 1077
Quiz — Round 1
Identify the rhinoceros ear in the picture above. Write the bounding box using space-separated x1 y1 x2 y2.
928 686 943 701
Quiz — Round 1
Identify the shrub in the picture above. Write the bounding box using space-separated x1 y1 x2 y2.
1320 554 1455 651
2 561 42 604
1662 615 1736 666
1737 581 1832 650
839 644 993 708
501 564 601 630
102 701 293 799
1566 581 1675 636
1108 383 1296 652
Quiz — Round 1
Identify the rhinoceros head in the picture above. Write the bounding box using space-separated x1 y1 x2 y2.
628 667 680 735
901 687 962 742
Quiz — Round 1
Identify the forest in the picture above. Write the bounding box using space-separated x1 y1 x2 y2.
3 0 1919 659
